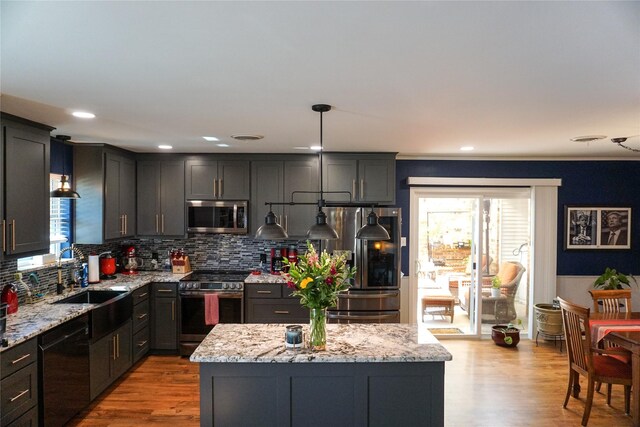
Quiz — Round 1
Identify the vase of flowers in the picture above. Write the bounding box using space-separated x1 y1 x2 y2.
284 241 356 351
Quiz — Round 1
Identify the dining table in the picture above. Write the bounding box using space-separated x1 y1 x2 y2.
590 312 640 427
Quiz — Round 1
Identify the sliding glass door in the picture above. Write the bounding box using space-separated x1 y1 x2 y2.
410 188 531 337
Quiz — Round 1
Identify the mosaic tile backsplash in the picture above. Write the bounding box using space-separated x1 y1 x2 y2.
1 235 310 303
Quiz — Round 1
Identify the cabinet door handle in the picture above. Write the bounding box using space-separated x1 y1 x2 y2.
116 333 120 358
138 292 148 299
256 290 272 294
137 340 148 348
120 215 125 235
112 336 117 360
156 214 159 233
360 179 364 199
137 312 148 319
11 219 16 251
2 219 5 252
157 289 173 293
213 178 217 198
124 214 128 235
274 310 290 314
9 389 29 403
284 215 288 232
11 353 31 364
171 300 175 321
352 180 356 199
161 214 165 233
219 179 223 198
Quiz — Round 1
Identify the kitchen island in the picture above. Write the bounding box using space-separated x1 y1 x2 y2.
191 323 452 427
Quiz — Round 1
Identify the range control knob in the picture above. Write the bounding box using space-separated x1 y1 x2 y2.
179 283 185 290
222 283 229 289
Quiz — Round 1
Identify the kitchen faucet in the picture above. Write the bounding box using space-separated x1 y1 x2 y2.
57 246 85 294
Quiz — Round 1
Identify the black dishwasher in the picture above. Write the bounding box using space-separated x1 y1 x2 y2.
39 313 90 427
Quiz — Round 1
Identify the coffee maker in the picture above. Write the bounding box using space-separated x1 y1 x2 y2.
270 247 287 274
122 246 144 275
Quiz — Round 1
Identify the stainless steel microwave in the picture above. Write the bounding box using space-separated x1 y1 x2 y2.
186 201 248 234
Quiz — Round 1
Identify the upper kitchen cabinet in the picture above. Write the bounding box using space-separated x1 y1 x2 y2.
185 159 250 200
0 113 53 258
251 156 318 237
322 153 396 204
75 145 137 243
137 159 185 236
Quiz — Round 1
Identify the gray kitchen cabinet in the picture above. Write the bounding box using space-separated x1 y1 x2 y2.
75 145 137 243
0 113 52 258
89 320 132 400
185 159 250 200
244 284 309 323
151 282 178 352
322 153 396 204
250 157 318 237
0 338 39 426
137 159 185 236
132 285 150 363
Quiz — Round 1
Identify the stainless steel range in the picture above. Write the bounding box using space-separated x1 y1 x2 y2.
178 270 247 356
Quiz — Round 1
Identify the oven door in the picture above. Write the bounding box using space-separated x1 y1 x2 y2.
179 293 243 342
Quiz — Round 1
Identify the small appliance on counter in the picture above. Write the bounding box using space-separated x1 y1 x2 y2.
0 303 7 340
1 283 19 314
122 246 144 275
88 253 100 283
99 251 117 279
270 247 287 274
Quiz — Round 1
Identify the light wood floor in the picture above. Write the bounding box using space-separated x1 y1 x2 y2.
69 339 632 426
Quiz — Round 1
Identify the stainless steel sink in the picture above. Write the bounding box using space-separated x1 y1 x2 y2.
54 289 132 342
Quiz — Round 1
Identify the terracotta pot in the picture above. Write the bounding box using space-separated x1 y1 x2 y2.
491 325 520 347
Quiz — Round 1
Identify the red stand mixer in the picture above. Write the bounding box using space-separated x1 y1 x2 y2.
122 246 144 275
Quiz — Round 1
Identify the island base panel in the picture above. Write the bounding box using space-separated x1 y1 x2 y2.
199 362 445 427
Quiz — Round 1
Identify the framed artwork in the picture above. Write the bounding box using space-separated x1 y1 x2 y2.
565 206 631 250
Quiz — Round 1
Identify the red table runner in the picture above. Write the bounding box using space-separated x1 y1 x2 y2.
589 319 640 346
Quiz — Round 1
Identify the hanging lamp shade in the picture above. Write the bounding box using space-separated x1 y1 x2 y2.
356 209 390 240
307 209 339 240
50 175 81 198
255 210 288 240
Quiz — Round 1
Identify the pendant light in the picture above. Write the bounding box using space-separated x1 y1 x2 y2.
306 104 338 240
356 207 391 240
255 205 288 240
50 135 81 199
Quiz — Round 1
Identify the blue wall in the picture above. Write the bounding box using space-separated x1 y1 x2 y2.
396 160 640 276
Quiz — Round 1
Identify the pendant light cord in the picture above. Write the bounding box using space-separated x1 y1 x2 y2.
319 110 324 210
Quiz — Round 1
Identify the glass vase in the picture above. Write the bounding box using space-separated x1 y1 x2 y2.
309 308 327 351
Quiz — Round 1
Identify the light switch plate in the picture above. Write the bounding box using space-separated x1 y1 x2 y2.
401 237 407 247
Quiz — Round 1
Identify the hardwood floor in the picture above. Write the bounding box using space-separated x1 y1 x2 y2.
69 339 632 426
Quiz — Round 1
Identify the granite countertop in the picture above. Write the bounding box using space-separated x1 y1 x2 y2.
1 271 186 352
244 273 288 284
190 323 453 363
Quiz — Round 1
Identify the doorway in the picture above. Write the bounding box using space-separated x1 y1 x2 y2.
410 188 531 337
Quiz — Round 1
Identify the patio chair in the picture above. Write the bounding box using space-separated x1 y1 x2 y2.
558 297 631 426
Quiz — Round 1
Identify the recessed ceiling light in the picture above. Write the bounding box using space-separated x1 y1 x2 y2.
217 143 230 148
309 145 322 151
570 135 607 142
158 145 173 150
72 111 95 119
231 134 264 141
460 146 474 151
203 136 219 142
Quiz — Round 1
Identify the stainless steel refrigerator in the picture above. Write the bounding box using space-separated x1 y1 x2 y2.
322 207 402 323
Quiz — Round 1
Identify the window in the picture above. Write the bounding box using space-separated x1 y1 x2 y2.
17 174 73 269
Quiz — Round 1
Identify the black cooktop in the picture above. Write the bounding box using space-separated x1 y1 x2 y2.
180 270 250 282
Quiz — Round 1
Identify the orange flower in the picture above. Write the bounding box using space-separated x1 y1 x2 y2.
300 277 313 289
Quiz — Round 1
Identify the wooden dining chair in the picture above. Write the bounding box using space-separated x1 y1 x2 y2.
588 289 632 314
558 297 631 426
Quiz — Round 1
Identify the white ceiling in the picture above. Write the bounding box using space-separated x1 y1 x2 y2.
1 1 639 158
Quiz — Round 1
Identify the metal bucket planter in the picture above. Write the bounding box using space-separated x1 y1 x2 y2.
534 303 563 336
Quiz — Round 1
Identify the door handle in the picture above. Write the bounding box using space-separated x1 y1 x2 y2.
161 214 165 233
172 300 175 320
213 178 217 198
157 289 173 293
2 219 5 252
124 214 128 235
138 292 148 299
11 353 31 364
138 312 148 320
274 310 290 314
137 340 148 348
256 290 272 294
112 335 117 360
360 179 364 199
120 215 125 235
219 179 223 198
352 180 356 199
11 220 16 251
156 214 159 233
284 215 288 232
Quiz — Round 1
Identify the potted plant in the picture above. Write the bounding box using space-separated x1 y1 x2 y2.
490 276 501 298
491 320 522 347
593 267 637 290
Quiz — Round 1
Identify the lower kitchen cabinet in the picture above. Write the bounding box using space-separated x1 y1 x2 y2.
244 284 309 323
0 338 38 426
89 320 132 400
132 285 151 363
151 283 178 352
